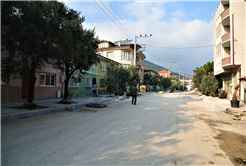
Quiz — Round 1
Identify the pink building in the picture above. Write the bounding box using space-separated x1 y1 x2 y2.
1 51 63 103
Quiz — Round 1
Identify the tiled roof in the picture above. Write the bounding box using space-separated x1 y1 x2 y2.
158 69 168 73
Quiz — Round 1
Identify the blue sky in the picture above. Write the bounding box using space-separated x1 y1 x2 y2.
61 0 220 77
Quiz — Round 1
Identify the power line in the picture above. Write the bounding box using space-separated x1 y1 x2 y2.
106 0 136 36
147 44 216 49
93 1 131 38
98 1 134 37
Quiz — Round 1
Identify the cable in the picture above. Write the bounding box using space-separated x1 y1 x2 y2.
98 1 135 37
107 1 137 36
147 44 216 49
93 1 131 39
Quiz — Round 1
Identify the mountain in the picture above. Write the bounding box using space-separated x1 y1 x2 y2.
144 60 168 72
144 60 181 77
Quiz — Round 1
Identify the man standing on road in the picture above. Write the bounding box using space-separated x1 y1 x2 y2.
92 83 97 97
131 85 137 105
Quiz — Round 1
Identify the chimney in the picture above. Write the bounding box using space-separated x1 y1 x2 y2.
118 41 121 46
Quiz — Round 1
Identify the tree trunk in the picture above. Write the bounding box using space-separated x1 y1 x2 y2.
21 68 37 109
64 79 69 99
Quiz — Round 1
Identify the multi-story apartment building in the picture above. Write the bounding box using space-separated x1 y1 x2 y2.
214 0 246 101
97 39 146 83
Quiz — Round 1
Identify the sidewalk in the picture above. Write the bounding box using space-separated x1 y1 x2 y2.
1 94 116 122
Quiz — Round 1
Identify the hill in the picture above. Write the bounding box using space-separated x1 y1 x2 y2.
144 60 168 72
144 60 181 77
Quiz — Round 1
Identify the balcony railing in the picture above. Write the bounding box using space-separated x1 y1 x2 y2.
221 8 229 20
222 57 231 66
222 32 230 43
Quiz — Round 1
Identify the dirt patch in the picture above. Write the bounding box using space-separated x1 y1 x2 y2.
200 117 246 166
192 90 203 96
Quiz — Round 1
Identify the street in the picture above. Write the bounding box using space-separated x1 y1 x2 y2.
1 92 245 165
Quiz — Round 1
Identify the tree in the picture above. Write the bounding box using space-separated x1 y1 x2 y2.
170 80 177 89
200 72 218 96
161 77 171 90
54 8 100 103
104 62 119 97
118 65 130 92
192 67 205 91
150 75 159 91
144 73 152 91
127 65 140 87
1 1 66 108
202 61 214 75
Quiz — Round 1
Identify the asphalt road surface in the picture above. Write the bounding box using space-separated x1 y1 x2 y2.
1 92 235 165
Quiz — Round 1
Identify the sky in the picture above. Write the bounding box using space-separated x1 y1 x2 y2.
61 0 220 77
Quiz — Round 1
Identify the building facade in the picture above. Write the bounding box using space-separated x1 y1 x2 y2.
214 0 246 100
1 53 63 103
158 69 170 78
97 39 146 83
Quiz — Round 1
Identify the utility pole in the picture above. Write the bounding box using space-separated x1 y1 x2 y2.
169 62 177 77
134 34 152 65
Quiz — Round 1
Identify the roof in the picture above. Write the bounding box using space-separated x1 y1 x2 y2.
144 67 151 71
173 75 178 78
158 69 169 73
113 39 133 45
97 54 121 65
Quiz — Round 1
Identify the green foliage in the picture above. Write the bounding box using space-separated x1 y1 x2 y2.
192 67 205 91
105 62 119 96
1 1 67 103
127 65 140 87
200 72 218 96
118 65 130 92
159 76 171 90
202 61 214 75
54 6 100 100
170 80 177 89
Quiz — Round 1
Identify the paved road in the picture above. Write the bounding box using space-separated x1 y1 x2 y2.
1 92 234 165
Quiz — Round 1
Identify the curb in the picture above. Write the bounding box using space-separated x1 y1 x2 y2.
1 98 115 122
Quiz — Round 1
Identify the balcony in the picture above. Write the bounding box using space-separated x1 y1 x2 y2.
222 57 231 67
221 8 230 26
136 61 141 66
222 33 230 47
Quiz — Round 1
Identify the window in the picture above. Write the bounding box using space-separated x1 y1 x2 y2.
68 75 78 87
40 73 55 86
107 52 113 59
100 78 105 87
85 77 92 87
100 43 107 48
1 68 7 84
91 64 95 69
100 62 105 71
122 52 129 60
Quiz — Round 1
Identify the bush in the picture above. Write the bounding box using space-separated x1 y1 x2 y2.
200 73 218 96
115 90 123 96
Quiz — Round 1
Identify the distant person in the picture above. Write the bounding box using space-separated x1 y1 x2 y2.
92 83 97 97
131 85 137 105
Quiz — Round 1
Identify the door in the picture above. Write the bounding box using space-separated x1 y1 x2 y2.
93 78 96 84
22 79 30 99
